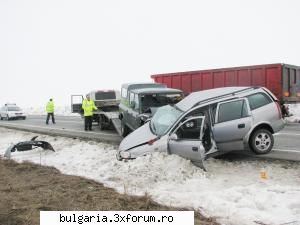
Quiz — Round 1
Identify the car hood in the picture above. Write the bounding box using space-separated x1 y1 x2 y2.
119 122 158 151
8 111 23 113
9 111 24 114
149 107 158 115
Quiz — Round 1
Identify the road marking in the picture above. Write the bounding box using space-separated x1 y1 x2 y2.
275 132 300 136
273 148 300 153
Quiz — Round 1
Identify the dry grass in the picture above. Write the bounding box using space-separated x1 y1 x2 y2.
0 158 219 225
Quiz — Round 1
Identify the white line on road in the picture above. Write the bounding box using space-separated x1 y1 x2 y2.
273 148 300 153
275 132 300 136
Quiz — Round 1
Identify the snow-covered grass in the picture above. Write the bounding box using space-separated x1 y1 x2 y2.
286 103 300 123
0 128 299 225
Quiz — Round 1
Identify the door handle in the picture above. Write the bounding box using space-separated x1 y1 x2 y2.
238 123 245 129
192 147 198 152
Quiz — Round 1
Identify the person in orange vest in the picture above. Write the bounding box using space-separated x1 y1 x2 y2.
82 95 97 131
46 98 55 125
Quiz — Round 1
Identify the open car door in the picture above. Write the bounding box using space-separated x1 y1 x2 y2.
213 98 252 151
167 116 207 170
71 95 84 114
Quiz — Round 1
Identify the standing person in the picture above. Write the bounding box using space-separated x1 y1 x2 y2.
82 95 97 131
46 98 55 124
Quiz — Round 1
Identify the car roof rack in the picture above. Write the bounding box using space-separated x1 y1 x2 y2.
194 87 259 107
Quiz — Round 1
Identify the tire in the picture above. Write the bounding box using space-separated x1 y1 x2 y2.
250 129 274 154
121 121 130 137
99 115 105 131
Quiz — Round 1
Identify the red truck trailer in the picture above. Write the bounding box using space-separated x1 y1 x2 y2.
151 63 300 103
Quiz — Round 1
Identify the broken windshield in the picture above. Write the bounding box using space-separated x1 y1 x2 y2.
150 105 183 136
141 93 182 112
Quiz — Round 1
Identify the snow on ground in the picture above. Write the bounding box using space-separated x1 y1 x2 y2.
286 103 300 123
0 128 299 225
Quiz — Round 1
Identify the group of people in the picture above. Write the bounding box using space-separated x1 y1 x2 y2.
45 95 97 131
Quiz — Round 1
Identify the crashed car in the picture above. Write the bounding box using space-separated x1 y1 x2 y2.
119 83 183 137
117 86 285 168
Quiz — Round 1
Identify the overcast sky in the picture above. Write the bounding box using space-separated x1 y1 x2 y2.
1 0 299 107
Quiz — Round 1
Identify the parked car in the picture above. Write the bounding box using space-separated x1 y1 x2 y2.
117 86 285 168
119 83 184 136
0 103 26 120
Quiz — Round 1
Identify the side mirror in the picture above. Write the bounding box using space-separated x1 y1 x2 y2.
169 133 178 141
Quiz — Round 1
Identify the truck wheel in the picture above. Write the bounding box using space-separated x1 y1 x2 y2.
121 122 130 137
250 129 274 154
99 115 105 130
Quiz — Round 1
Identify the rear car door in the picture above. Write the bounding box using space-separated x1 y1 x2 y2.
168 116 206 164
213 98 252 151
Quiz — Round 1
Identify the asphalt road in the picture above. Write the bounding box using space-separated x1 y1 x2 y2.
0 115 122 144
0 115 300 161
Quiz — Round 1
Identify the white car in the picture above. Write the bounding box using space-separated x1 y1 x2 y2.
0 104 26 120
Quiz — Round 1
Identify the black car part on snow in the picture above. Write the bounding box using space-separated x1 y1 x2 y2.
4 136 55 159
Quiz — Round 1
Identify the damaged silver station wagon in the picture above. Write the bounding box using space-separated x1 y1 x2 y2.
116 87 285 169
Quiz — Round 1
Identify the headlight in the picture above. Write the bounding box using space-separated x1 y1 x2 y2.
120 151 131 159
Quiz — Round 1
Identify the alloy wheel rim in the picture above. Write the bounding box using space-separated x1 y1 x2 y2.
255 132 271 151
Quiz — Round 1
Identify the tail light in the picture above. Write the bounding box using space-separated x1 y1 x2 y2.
275 101 282 119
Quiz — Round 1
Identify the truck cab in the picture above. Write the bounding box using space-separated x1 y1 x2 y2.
119 83 184 137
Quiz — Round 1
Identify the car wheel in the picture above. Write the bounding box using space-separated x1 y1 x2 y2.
250 129 274 154
121 121 130 137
